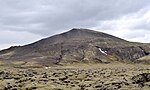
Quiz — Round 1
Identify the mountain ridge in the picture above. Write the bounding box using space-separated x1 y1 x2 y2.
26 28 128 46
0 28 150 65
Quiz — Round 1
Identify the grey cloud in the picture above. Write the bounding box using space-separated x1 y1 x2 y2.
0 0 150 36
0 0 150 49
0 31 43 44
123 30 147 39
132 21 150 30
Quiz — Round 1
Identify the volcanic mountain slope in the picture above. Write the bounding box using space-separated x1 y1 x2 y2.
0 28 150 65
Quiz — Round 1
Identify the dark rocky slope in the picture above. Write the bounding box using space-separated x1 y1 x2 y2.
0 28 150 65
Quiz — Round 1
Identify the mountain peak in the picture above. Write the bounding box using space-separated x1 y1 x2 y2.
32 28 127 46
70 28 82 31
61 28 125 42
1 28 149 65
68 28 98 33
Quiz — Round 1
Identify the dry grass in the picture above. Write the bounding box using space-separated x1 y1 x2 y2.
0 61 150 90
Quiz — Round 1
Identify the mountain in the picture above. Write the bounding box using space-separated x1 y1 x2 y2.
0 28 150 65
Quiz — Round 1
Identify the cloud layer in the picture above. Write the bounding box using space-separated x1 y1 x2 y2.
0 0 150 49
94 6 150 42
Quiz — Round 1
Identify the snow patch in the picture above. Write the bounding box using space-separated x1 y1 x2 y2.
45 67 51 69
98 48 107 55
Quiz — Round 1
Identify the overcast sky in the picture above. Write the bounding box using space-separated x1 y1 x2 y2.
0 0 150 50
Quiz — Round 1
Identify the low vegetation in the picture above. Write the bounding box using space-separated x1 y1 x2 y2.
0 62 150 90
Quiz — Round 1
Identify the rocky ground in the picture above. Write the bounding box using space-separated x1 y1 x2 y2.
0 63 150 90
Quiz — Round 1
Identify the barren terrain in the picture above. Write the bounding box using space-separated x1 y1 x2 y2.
0 29 150 90
0 62 150 90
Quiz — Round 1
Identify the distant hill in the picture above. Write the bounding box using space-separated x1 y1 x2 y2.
0 28 150 65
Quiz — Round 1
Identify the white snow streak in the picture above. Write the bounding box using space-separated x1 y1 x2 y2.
98 48 107 55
